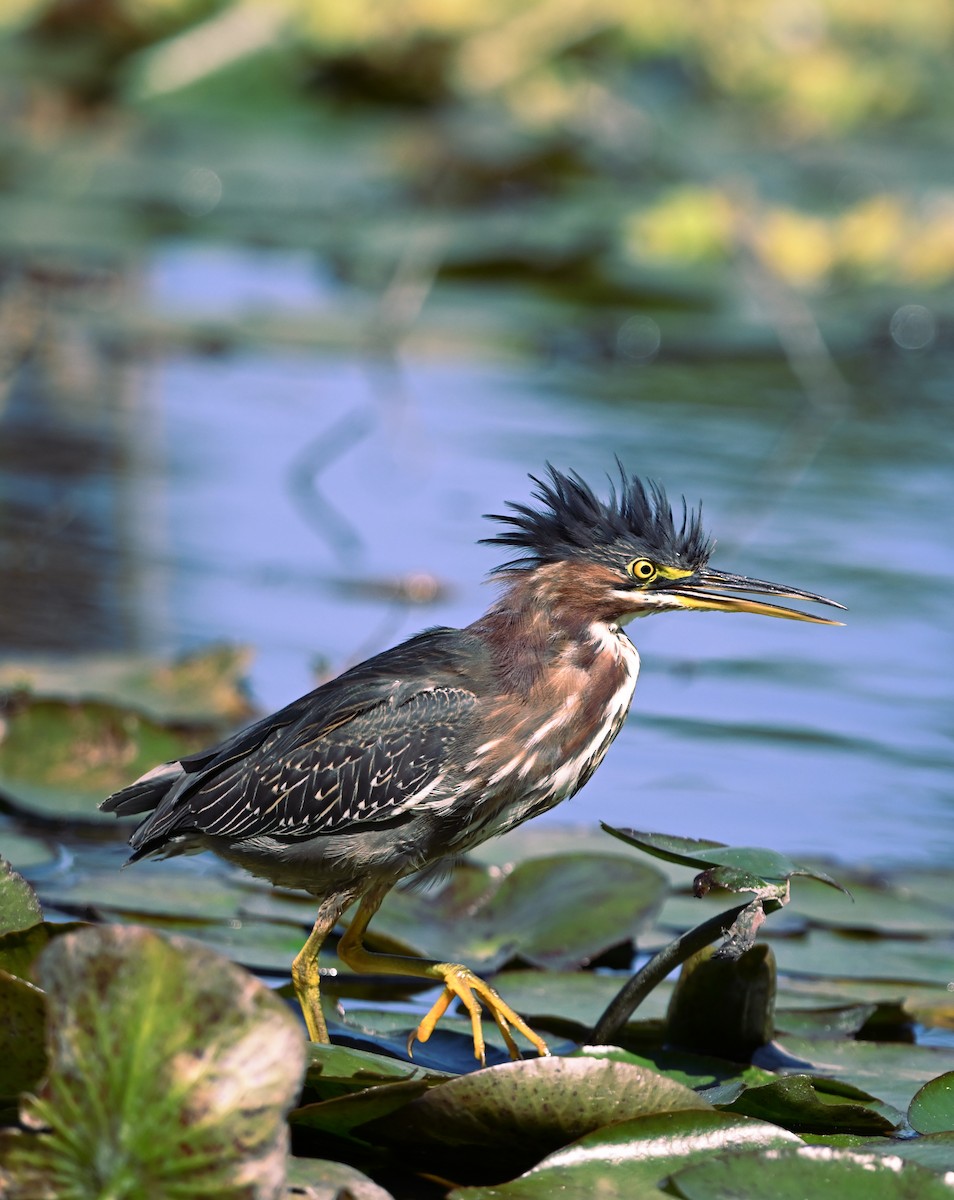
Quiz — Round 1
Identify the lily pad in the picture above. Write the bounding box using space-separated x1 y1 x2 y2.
774 1002 878 1039
670 1145 954 1200
908 1071 954 1135
448 1110 802 1199
474 968 674 1029
305 1041 453 1093
0 921 87 985
760 1035 954 1116
0 833 58 872
290 1078 437 1140
369 1054 711 1156
788 876 954 937
769 928 954 985
37 857 259 922
4 925 306 1198
0 645 253 726
370 853 666 971
0 970 47 1102
0 858 42 936
865 1132 954 1176
283 1156 395 1199
0 694 215 823
718 1073 898 1135
329 1006 557 1074
601 826 846 894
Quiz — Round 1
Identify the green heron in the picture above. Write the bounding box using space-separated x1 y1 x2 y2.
102 466 843 1062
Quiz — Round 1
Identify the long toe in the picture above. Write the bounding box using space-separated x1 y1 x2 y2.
411 963 550 1064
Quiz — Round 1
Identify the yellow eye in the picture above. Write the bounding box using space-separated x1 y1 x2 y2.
626 558 657 582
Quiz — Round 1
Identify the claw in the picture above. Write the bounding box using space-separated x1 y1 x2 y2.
410 963 550 1065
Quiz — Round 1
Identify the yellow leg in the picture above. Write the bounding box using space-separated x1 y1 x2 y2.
291 894 353 1042
337 887 550 1066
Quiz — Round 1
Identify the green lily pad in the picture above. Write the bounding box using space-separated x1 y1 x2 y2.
789 876 954 937
0 920 87 984
370 1054 711 1156
766 1035 954 1116
670 1145 954 1200
908 1071 954 1135
305 1041 453 1093
4 924 306 1198
37 858 260 922
284 1155 395 1198
865 1132 954 1176
573 1044 777 1095
0 858 42 936
0 645 253 727
718 1073 898 1134
474 968 674 1028
0 969 47 1101
774 1002 878 1039
0 694 215 823
370 853 666 971
0 833 58 872
450 1109 802 1199
290 1078 435 1140
329 1006 556 1073
770 928 954 985
601 826 846 894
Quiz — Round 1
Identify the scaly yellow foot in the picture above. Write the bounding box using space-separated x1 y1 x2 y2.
410 962 550 1065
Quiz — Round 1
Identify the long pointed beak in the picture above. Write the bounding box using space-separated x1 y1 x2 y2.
663 568 846 625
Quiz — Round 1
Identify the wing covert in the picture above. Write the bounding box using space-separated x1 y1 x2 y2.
184 685 476 840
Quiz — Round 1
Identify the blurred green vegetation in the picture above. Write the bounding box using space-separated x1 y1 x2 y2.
0 0 950 353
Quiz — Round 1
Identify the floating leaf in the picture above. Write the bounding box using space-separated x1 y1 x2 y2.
719 1074 898 1135
767 1035 954 1116
330 1006 561 1074
38 857 261 922
369 1054 711 1157
774 1003 878 1040
371 853 666 971
305 1042 453 1094
909 1071 954 1135
5 925 306 1199
0 970 47 1102
448 1109 802 1199
0 858 42 936
789 876 954 937
670 1145 954 1199
290 1079 435 1140
473 968 674 1029
601 826 847 894
0 833 58 872
764 928 954 986
0 645 253 727
283 1155 395 1198
865 1132 954 1176
0 695 214 823
0 919 92 987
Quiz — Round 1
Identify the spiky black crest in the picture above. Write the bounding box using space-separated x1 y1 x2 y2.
482 464 712 575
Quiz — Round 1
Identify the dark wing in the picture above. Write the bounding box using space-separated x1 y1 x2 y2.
102 628 488 859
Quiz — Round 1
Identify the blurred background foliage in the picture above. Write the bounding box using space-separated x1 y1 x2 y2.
1 0 952 296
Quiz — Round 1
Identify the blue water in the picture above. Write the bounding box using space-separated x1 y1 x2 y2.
117 243 954 867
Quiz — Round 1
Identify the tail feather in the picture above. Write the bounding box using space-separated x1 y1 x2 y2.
100 761 185 816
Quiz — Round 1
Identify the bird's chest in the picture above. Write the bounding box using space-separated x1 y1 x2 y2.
457 625 641 843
